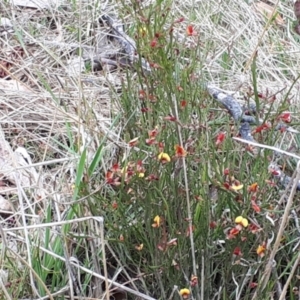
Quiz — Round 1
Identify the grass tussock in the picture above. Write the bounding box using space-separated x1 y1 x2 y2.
0 0 300 299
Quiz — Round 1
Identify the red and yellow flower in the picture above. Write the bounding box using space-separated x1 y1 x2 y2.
179 288 190 299
158 152 171 163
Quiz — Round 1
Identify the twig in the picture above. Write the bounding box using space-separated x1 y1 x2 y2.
168 286 178 300
233 137 300 160
100 220 110 300
172 94 200 300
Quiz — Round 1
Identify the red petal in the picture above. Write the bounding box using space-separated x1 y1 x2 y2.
233 247 242 256
216 132 226 146
186 25 194 36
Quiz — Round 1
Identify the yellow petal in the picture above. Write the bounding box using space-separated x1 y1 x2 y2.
231 184 244 191
158 152 171 162
179 288 190 296
179 288 191 299
154 215 160 224
235 216 248 228
256 244 266 256
241 218 248 228
235 216 243 224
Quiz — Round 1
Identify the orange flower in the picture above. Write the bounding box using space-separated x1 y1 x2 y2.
186 25 196 36
105 170 120 186
179 288 190 299
180 100 187 108
175 145 187 157
158 152 171 163
248 182 258 193
152 215 161 228
257 243 266 257
227 227 240 239
106 170 114 182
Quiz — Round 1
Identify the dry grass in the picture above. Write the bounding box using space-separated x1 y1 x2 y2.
0 0 300 299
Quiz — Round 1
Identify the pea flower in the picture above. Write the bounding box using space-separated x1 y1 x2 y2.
186 25 196 36
179 288 190 299
215 132 226 146
152 215 161 228
235 216 249 228
158 152 171 163
175 144 187 157
257 243 266 257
